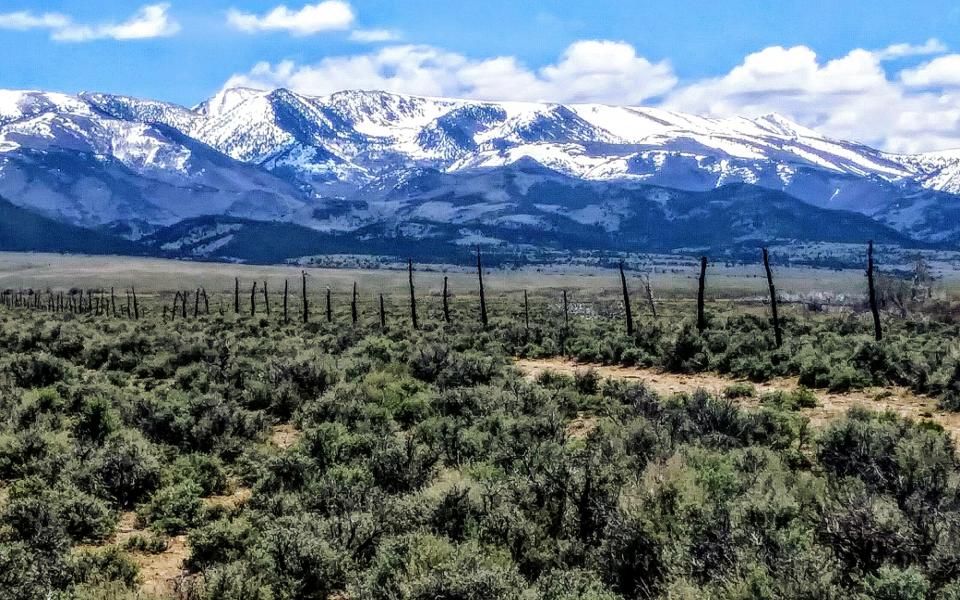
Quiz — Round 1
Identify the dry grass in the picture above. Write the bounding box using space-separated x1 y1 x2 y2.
515 358 960 442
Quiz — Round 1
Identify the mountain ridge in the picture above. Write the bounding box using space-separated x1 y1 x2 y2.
0 86 958 262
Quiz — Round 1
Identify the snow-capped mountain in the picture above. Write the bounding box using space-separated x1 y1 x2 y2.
0 86 959 258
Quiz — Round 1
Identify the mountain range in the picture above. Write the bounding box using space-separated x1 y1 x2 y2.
1 87 958 264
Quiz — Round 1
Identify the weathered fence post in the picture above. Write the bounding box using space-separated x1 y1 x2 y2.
180 290 186 319
644 275 658 318
524 290 530 332
283 280 289 323
132 287 139 320
697 256 708 333
301 271 309 324
619 261 634 336
867 240 882 341
379 293 386 328
201 288 209 315
351 282 358 325
235 277 240 314
194 288 201 318
171 291 180 320
111 287 117 317
326 286 332 323
250 282 257 316
762 248 783 348
263 281 270 316
408 258 418 330
477 247 488 329
442 276 450 323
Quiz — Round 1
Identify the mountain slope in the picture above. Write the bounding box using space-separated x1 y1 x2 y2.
0 195 143 255
0 87 958 256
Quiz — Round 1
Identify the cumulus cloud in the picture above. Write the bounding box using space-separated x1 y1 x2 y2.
0 4 179 42
224 40 677 105
220 37 960 152
227 1 354 36
901 54 960 88
664 44 960 153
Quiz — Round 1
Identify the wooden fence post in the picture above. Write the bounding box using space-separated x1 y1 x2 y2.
326 286 332 323
644 275 658 318
132 287 139 320
263 281 270 316
250 282 257 316
351 282 358 325
867 240 882 341
619 261 634 336
408 258 418 330
477 247 488 329
380 293 386 328
283 280 289 323
302 271 309 324
524 290 530 332
442 276 450 323
762 248 783 348
235 278 240 314
697 256 708 333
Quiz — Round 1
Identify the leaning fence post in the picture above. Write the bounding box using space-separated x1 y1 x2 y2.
619 261 634 336
697 256 708 333
867 240 882 341
132 287 139 320
762 248 782 348
644 275 658 319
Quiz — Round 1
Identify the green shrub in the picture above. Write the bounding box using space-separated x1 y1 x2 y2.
137 481 204 535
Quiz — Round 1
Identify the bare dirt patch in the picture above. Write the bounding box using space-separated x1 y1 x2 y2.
269 423 301 450
515 358 960 441
105 511 189 597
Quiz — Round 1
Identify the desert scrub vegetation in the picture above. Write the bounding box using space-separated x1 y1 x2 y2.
0 291 959 599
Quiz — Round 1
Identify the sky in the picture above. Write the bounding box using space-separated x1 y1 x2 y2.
2 0 960 152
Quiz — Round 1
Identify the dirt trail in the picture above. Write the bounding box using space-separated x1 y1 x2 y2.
515 358 960 441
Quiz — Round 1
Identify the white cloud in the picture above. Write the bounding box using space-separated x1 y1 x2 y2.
664 44 960 153
224 40 676 105
901 54 960 88
0 4 179 42
875 38 947 60
227 1 354 36
0 11 70 30
349 28 401 43
221 38 960 152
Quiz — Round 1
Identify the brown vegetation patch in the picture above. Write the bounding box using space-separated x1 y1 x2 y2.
269 423 301 450
515 358 960 442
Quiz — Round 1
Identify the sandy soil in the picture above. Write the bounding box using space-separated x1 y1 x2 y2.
269 423 302 450
515 357 960 441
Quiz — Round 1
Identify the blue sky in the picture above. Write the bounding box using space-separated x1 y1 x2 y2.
3 1 960 151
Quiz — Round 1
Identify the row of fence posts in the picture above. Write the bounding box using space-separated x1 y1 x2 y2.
0 286 140 319
0 241 885 343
